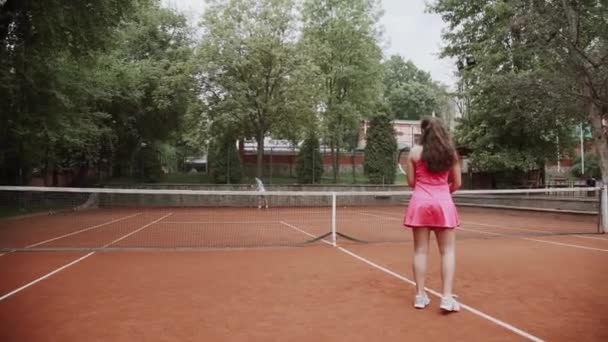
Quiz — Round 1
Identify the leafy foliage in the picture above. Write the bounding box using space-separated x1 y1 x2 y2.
364 114 398 184
302 0 384 182
197 0 318 178
431 0 608 175
382 55 444 120
296 131 324 184
571 154 601 179
0 0 461 186
208 133 243 184
0 0 196 185
430 0 608 179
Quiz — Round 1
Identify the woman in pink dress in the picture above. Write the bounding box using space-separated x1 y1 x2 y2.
403 117 461 312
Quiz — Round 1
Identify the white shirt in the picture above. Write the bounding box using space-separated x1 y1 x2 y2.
255 177 266 192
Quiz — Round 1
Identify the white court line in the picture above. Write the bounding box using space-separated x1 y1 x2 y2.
358 211 397 220
104 213 172 247
0 213 172 302
337 247 544 342
26 213 142 248
0 252 96 302
163 220 285 224
359 211 608 252
461 227 608 253
280 221 333 246
163 218 356 225
0 213 142 257
463 220 607 241
281 219 543 342
361 209 606 241
169 210 331 215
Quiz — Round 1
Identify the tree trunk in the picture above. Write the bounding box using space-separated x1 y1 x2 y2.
351 150 356 184
256 132 264 179
52 166 58 186
351 129 360 184
334 145 340 183
226 142 231 184
588 102 608 183
330 139 337 183
42 155 49 187
332 129 342 183
17 144 25 186
74 164 89 187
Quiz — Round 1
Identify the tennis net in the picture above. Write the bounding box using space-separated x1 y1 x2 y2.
0 186 604 251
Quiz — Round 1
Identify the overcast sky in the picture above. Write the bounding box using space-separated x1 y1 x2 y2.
162 0 457 89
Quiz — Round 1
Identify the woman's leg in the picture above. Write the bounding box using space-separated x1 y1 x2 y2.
434 228 456 298
412 228 431 296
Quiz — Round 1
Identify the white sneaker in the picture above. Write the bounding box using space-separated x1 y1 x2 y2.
414 294 430 309
439 296 460 312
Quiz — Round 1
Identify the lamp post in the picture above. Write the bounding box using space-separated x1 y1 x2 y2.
580 122 585 176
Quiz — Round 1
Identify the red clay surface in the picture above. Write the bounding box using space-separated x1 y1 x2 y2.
0 206 606 341
0 252 85 295
347 239 608 342
2 248 525 342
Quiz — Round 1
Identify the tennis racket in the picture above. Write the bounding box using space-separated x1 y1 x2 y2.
396 147 408 176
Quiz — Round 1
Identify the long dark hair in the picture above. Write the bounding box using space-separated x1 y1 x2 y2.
420 117 457 173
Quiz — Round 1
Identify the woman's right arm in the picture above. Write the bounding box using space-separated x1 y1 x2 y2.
449 157 462 193
406 156 416 188
406 146 421 188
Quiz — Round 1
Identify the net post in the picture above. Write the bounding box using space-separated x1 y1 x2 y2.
601 185 608 234
331 192 337 247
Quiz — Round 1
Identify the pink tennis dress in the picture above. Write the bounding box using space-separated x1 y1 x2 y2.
404 160 459 228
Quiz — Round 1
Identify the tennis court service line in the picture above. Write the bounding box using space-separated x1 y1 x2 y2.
358 211 608 252
164 220 286 225
280 221 333 246
281 220 544 342
359 210 605 241
0 252 95 302
460 227 608 253
336 247 544 342
0 213 172 302
463 220 608 241
0 213 143 257
164 217 361 225
26 213 143 248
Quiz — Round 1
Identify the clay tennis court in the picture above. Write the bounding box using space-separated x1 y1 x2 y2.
1 192 607 341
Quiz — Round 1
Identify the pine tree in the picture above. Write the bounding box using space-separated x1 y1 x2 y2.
296 131 324 184
136 143 163 183
364 114 398 184
209 134 243 184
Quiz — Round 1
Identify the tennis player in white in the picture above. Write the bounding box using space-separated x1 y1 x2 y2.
255 177 268 209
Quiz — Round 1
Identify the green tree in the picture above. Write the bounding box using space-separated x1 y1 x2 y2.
364 114 398 184
571 154 601 180
0 0 196 185
302 0 384 183
453 72 578 172
179 99 210 172
102 2 196 178
383 55 442 120
296 131 324 184
430 0 608 180
197 0 317 179
135 143 163 182
209 133 243 184
0 0 140 184
432 0 606 175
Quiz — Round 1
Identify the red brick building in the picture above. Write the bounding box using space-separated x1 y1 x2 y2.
358 119 421 151
240 120 420 177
